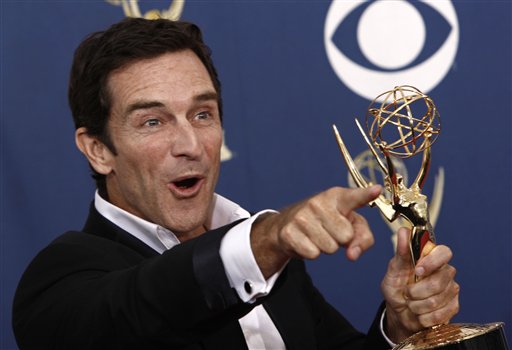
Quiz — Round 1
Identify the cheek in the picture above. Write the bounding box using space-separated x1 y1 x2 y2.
114 138 168 179
203 129 223 159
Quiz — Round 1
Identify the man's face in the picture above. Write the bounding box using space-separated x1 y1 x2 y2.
102 50 222 241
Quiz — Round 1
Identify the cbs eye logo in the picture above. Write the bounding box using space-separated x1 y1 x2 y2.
324 0 459 100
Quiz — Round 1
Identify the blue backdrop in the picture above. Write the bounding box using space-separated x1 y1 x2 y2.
1 1 511 349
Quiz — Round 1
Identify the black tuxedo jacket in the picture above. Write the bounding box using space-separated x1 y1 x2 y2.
13 205 391 350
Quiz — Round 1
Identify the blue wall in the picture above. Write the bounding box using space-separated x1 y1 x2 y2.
2 1 510 348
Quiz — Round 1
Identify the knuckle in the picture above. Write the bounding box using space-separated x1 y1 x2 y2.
444 246 453 259
448 292 460 313
426 279 442 294
294 213 309 228
432 310 447 325
453 298 460 314
307 196 322 211
452 282 460 295
426 297 439 310
418 315 430 328
328 186 344 196
447 265 457 278
419 311 441 328
323 241 339 255
351 211 364 222
363 232 375 247
280 225 295 242
304 246 321 260
340 228 355 245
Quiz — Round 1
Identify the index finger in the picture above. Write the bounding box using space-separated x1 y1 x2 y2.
345 212 374 261
337 185 382 215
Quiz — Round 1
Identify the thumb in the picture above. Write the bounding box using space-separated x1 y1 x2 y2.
394 227 413 270
338 185 382 214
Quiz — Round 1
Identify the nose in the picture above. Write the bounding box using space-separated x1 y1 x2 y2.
170 121 202 159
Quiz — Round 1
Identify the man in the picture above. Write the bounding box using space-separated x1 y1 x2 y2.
13 18 459 349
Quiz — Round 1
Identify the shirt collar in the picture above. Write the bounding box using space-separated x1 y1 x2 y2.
94 191 251 254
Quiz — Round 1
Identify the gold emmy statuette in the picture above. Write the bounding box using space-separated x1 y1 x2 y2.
106 0 185 20
332 86 508 349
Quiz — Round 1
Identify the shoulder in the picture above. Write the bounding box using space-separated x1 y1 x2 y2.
51 230 138 254
23 230 147 280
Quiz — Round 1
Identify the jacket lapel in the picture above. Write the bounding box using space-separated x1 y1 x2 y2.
82 203 159 258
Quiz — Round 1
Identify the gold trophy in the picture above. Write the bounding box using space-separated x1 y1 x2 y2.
332 86 508 349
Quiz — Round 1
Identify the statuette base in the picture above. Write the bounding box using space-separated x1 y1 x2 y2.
393 323 508 350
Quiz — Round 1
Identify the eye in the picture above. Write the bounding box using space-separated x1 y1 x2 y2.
195 111 211 120
143 118 161 127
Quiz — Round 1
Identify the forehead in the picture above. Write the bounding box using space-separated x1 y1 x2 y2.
106 50 215 109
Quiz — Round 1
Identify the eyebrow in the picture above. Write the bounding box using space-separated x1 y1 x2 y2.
125 101 165 115
194 91 218 103
124 91 218 116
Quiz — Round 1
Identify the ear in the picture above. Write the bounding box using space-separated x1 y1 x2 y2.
75 127 115 176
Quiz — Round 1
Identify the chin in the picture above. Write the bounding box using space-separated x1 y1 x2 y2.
166 212 209 239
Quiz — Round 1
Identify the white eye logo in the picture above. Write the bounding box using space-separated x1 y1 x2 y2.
324 0 459 100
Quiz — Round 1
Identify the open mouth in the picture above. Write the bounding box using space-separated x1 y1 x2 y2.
173 177 200 189
168 175 205 198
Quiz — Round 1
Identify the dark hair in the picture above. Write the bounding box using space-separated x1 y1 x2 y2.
68 18 222 194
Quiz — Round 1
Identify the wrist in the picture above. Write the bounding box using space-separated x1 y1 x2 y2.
251 212 289 278
384 304 414 344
